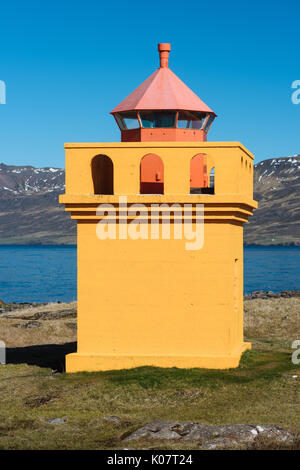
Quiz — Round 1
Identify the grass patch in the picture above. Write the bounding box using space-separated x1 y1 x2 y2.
0 298 299 449
85 350 295 388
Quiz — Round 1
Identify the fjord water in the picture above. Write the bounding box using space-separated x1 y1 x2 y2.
0 245 77 303
0 245 299 303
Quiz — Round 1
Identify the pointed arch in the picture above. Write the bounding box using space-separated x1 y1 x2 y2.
140 153 164 194
91 155 114 195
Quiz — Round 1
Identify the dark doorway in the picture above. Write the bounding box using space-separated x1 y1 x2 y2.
91 155 114 195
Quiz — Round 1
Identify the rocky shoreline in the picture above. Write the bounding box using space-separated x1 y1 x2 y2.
244 290 300 300
0 300 52 314
1 290 300 313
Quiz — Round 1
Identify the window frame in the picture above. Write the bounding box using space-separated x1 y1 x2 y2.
176 110 208 130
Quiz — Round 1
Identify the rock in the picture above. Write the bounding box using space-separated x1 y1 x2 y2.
16 321 41 329
123 421 294 448
202 437 239 449
47 417 65 424
254 425 294 443
103 416 122 424
124 421 190 441
26 321 41 328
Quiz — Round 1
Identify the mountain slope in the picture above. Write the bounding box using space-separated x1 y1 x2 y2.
244 155 300 245
0 156 299 245
0 164 76 244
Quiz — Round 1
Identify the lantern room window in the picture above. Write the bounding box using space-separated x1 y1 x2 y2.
177 111 207 129
139 111 176 128
115 111 140 130
113 108 216 138
204 114 215 133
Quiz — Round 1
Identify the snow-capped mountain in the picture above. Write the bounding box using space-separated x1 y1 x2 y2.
0 164 65 196
244 155 300 245
254 155 300 187
0 163 75 245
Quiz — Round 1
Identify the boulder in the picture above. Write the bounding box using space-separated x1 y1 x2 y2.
123 421 294 448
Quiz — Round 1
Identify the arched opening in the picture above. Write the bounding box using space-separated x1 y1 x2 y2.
190 154 214 194
91 155 114 195
140 154 164 194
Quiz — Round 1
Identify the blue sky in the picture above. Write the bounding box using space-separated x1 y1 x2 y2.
0 0 299 167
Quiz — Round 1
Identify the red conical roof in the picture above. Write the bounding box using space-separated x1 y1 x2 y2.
111 44 216 115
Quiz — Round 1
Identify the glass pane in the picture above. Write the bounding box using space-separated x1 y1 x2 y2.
153 112 176 128
140 111 153 128
204 115 215 132
210 167 215 187
115 113 126 130
118 111 140 130
140 111 176 128
177 111 207 129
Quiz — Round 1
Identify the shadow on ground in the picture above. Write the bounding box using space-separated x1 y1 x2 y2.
6 342 77 371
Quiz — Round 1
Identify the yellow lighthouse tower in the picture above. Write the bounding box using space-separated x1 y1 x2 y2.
60 44 257 372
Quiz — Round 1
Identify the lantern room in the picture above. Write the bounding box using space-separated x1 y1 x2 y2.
111 43 216 143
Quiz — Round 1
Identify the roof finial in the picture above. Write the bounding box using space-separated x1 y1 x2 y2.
158 43 171 68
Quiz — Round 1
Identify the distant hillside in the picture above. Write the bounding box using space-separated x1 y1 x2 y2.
0 156 299 245
244 155 300 245
0 164 76 244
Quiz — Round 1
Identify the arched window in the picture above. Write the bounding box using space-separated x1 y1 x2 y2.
140 154 164 194
190 154 213 194
91 155 114 195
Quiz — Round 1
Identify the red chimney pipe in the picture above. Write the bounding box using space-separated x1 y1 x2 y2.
158 43 171 68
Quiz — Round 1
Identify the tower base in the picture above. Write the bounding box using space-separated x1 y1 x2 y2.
65 342 251 373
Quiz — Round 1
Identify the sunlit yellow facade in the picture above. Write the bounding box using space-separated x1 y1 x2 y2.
60 141 257 372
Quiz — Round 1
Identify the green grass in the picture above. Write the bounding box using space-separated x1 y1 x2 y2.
0 341 299 450
0 297 299 449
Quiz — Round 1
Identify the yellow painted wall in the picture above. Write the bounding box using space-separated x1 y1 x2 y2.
63 142 254 197
60 142 257 372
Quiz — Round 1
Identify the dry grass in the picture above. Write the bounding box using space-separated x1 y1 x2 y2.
0 302 76 348
0 298 299 450
244 297 300 343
